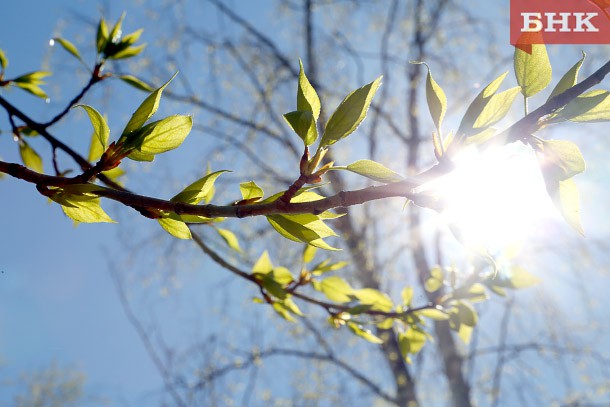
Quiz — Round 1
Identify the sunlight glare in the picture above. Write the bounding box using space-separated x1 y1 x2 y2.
420 144 555 249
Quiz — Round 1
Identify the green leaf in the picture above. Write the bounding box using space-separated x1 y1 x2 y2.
259 275 287 299
110 44 146 60
297 59 321 121
109 12 125 43
122 72 177 136
76 105 109 152
126 149 155 162
320 76 382 147
0 48 8 70
316 276 354 303
267 214 339 250
49 191 115 224
272 267 294 285
302 244 317 264
424 64 447 134
131 115 193 155
343 159 403 183
347 322 383 344
548 52 586 101
415 307 450 321
508 267 540 289
472 87 520 129
424 266 444 293
240 181 264 201
557 90 610 122
283 110 317 146
118 75 154 92
283 297 305 316
514 43 552 98
401 287 413 307
120 29 143 46
13 82 48 99
452 283 488 303
458 72 508 136
171 170 228 204
13 71 50 85
96 18 109 53
157 217 192 239
352 288 393 312
215 228 242 253
399 328 427 358
52 37 81 61
536 140 586 182
19 141 43 173
456 301 478 327
272 302 296 322
544 177 584 235
310 259 348 275
252 251 273 274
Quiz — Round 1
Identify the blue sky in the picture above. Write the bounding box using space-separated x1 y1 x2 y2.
2 1 610 405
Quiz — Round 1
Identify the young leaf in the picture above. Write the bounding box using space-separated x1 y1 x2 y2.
415 307 450 321
272 302 297 322
110 43 146 60
126 149 155 162
0 48 7 71
557 90 610 122
240 180 264 201
14 82 48 99
133 115 193 155
316 276 354 303
52 37 81 61
423 64 447 134
267 214 339 250
536 140 586 182
272 267 294 285
399 328 427 356
96 18 109 54
514 43 552 98
297 59 321 121
320 76 382 147
347 322 383 344
508 267 540 289
252 251 273 274
19 141 43 173
118 75 154 92
76 105 109 152
352 288 393 312
283 110 317 146
50 192 115 223
121 72 178 136
302 244 317 264
458 71 508 136
157 217 192 239
472 87 520 129
342 159 404 183
171 170 228 204
401 287 413 307
544 177 584 235
109 12 125 43
215 227 242 253
548 52 586 101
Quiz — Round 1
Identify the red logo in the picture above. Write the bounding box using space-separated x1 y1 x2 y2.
510 0 610 51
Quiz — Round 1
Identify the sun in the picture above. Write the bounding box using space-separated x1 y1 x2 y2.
418 143 556 250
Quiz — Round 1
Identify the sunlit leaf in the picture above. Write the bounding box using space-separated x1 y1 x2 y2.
537 139 585 182
110 44 146 60
315 276 354 303
548 51 585 101
297 59 321 121
171 170 228 204
13 82 48 99
0 48 7 70
514 43 552 98
424 64 447 134
544 177 584 235
118 75 154 92
96 18 109 53
267 214 339 250
472 87 520 129
215 227 242 253
401 287 413 307
508 266 540 288
157 217 192 239
282 297 305 316
320 76 382 147
283 110 317 146
132 115 192 155
50 191 115 224
458 71 508 136
272 267 294 285
109 12 125 43
302 244 317 264
240 180 264 201
557 90 610 122
347 322 383 344
76 105 109 152
122 72 177 136
19 141 43 173
352 288 393 312
52 37 81 61
342 159 403 183
311 260 348 275
272 302 297 322
252 251 273 274
415 307 450 321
